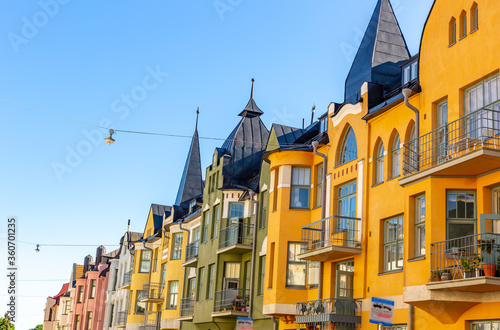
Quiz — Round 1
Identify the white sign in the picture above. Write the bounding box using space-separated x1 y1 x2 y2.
236 317 253 330
369 297 394 327
162 248 169 260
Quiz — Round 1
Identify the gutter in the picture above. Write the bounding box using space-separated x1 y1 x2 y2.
402 88 420 172
179 221 191 323
312 141 327 300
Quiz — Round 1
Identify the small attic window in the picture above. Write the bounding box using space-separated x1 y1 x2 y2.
402 59 418 85
319 116 328 133
189 200 196 213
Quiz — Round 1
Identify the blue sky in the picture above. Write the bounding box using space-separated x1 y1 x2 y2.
0 1 433 328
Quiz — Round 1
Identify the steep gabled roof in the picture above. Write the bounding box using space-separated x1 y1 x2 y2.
271 124 307 148
175 111 204 206
151 204 171 232
344 0 410 104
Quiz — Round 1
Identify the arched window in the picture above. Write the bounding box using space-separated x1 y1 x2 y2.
459 11 467 39
339 127 358 165
392 133 401 178
471 3 478 32
404 126 416 175
449 17 457 45
376 142 385 184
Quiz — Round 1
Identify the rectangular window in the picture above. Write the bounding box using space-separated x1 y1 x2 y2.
259 193 267 229
167 281 179 309
113 268 118 291
171 233 183 260
272 169 279 212
187 277 196 299
307 261 320 286
286 242 306 287
315 163 323 208
245 260 251 290
212 205 220 239
77 286 83 303
160 263 167 289
197 267 205 301
139 250 152 273
290 167 311 209
229 203 244 219
89 279 96 299
63 301 71 315
447 191 476 240
338 181 357 218
224 262 241 279
465 75 499 114
411 61 418 81
202 211 209 243
470 320 500 329
383 215 404 272
135 290 146 314
86 311 92 330
258 256 266 295
152 248 158 272
268 243 275 289
415 195 426 257
403 66 411 85
493 187 500 215
207 264 215 299
74 315 80 330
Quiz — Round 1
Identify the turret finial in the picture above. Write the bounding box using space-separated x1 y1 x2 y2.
195 107 200 131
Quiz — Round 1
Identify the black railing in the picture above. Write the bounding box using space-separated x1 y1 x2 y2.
296 298 362 326
301 216 361 253
213 288 250 313
219 222 253 249
122 271 132 287
430 233 500 281
185 240 199 261
143 282 164 301
403 107 500 175
180 297 194 317
114 311 128 326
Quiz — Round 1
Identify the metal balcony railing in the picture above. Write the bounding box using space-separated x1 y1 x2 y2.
142 311 160 330
142 282 164 301
301 216 361 253
403 107 500 176
122 271 132 287
114 311 128 326
185 240 199 261
296 298 362 326
213 288 250 313
180 297 194 317
219 222 253 249
430 233 500 281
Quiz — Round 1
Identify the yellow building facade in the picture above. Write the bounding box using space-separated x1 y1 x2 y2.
264 0 500 329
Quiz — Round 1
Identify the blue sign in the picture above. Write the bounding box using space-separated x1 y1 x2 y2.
369 297 394 327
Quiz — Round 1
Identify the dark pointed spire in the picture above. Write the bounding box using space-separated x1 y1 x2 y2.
344 0 410 104
174 109 203 206
239 78 264 117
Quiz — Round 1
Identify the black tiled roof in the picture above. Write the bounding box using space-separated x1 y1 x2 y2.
345 0 410 104
151 204 171 231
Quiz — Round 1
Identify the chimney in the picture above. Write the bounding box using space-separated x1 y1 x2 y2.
83 255 93 275
95 245 106 265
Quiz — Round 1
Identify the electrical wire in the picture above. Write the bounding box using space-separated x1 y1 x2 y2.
0 97 320 149
0 238 119 248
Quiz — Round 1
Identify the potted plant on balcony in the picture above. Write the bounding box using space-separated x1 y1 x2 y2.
460 254 482 278
479 238 496 277
432 270 442 281
441 269 452 281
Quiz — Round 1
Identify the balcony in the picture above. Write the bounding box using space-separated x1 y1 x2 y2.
296 298 362 327
114 311 128 328
401 107 500 185
178 297 194 321
120 271 132 289
299 216 362 262
212 288 250 317
217 222 253 255
141 283 164 303
428 232 500 292
140 311 161 330
182 240 199 268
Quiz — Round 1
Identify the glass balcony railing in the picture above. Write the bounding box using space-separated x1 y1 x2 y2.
213 288 250 314
114 311 128 326
185 240 199 262
218 222 253 250
121 271 132 288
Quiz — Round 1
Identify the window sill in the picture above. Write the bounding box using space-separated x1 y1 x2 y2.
459 35 467 41
371 181 384 188
285 285 307 290
448 42 456 48
334 158 359 169
387 175 400 182
408 256 425 262
470 29 478 35
289 207 311 211
165 307 177 310
378 269 403 276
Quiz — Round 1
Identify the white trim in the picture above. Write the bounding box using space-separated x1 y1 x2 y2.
260 236 267 256
325 174 332 217
203 204 210 211
369 157 373 163
269 170 275 193
357 159 364 244
261 183 268 192
213 197 221 206
331 103 363 127
263 303 297 316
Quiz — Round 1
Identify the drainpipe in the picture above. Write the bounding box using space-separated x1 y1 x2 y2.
402 89 417 329
248 191 259 319
272 316 279 330
402 88 420 171
179 222 190 319
312 141 327 300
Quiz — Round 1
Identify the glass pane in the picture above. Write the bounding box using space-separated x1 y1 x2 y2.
448 222 475 240
291 188 309 208
448 193 457 218
287 263 306 286
457 193 466 218
466 193 475 219
419 226 426 255
397 241 404 268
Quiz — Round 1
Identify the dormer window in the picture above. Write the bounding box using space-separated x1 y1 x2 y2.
402 59 418 85
319 116 328 133
189 200 196 214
